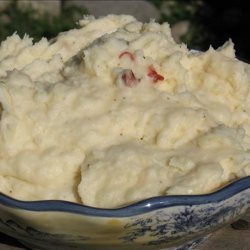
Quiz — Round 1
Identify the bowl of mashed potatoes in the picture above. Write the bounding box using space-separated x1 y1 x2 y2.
0 15 249 250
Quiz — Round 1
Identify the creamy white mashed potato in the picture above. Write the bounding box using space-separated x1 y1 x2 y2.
0 15 249 208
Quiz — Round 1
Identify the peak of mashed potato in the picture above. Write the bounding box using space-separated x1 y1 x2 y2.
0 15 249 208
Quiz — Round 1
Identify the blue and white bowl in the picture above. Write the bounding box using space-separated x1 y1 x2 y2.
0 176 249 250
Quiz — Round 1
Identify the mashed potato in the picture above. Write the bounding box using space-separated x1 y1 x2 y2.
0 15 249 208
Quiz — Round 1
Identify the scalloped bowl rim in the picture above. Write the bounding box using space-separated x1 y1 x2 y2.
0 176 249 217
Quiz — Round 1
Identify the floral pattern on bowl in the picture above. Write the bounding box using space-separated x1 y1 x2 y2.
0 176 249 250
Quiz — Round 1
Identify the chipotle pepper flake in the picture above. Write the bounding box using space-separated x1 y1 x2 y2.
121 69 138 87
147 65 164 83
119 51 135 61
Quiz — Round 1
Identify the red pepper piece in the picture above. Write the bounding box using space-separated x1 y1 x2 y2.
121 69 138 87
147 65 164 83
119 51 135 61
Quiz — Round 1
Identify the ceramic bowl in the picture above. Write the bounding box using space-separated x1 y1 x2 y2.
0 176 249 250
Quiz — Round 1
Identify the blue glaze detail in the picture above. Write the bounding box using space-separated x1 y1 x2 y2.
0 177 248 249
120 190 248 246
0 218 90 241
0 176 249 217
